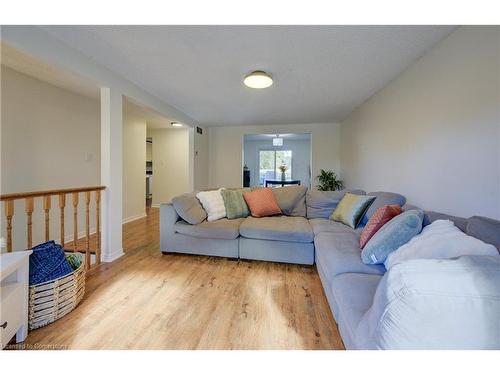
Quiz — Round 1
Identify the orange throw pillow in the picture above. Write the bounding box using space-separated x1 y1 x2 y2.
359 205 402 249
243 188 282 218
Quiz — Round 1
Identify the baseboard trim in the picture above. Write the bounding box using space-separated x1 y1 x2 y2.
102 247 124 263
122 213 147 224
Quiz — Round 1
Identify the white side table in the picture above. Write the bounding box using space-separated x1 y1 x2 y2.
0 250 32 349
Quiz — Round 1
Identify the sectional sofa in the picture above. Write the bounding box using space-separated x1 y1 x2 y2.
160 186 500 349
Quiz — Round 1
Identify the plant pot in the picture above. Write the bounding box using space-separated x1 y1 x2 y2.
281 172 286 181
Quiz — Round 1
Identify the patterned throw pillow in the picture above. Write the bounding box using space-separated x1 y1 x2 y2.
243 188 282 218
221 188 251 219
196 189 226 221
330 193 376 229
359 205 402 249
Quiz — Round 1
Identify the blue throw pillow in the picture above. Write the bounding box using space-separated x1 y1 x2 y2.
361 209 424 265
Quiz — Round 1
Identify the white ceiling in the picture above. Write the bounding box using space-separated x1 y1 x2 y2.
38 26 455 126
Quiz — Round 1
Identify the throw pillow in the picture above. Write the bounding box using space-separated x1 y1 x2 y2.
196 189 226 221
384 219 499 270
221 188 251 219
359 205 402 249
243 188 282 218
361 209 424 265
330 193 376 229
171 192 207 224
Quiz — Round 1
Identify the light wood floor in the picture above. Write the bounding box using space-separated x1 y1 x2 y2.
19 208 345 350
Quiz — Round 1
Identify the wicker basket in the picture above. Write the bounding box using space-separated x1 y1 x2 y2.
28 252 86 330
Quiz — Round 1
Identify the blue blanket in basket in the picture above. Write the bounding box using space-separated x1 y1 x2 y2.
29 241 74 285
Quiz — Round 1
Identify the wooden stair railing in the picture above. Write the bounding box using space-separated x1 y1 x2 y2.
1 186 105 270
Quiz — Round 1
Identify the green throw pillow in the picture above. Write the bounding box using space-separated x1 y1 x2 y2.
330 193 375 229
221 188 251 219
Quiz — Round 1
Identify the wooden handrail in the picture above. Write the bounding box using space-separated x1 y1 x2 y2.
2 185 105 272
0 185 105 201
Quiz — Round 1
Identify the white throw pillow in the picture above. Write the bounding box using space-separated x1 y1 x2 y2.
196 189 226 222
384 219 498 270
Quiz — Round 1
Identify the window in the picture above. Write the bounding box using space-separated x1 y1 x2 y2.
259 150 292 185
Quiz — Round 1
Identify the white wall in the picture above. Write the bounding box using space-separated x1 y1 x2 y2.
122 111 146 222
148 128 190 205
208 123 340 189
243 137 311 187
340 26 500 219
194 125 209 190
1 66 100 250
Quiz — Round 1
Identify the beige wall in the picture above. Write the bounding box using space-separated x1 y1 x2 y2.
122 112 146 222
148 128 190 205
340 26 500 219
1 66 100 250
208 123 340 189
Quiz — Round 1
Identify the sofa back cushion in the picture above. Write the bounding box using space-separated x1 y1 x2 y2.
466 216 500 252
361 192 406 225
171 192 207 225
306 189 366 219
220 188 250 219
402 204 468 232
243 188 282 218
272 185 307 217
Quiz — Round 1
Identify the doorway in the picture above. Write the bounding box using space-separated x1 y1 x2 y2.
243 133 312 188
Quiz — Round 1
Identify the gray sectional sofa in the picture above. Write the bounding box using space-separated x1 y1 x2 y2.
160 186 500 349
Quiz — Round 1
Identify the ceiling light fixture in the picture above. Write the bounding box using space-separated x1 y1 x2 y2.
171 122 183 127
244 70 273 89
273 135 283 146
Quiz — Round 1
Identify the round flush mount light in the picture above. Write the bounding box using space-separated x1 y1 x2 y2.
243 70 273 89
171 122 183 127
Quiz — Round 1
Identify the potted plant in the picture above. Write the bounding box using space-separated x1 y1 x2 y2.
316 169 344 191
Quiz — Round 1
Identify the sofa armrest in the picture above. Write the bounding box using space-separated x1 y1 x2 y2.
355 255 500 349
160 203 180 252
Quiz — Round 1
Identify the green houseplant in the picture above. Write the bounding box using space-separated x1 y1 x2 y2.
316 169 344 191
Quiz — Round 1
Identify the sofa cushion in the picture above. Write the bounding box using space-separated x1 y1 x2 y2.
331 193 376 229
356 256 500 349
272 185 307 217
306 189 366 219
314 231 385 285
240 216 314 243
466 216 500 252
309 218 363 236
403 204 468 232
330 273 382 349
220 188 250 219
243 188 282 218
361 192 406 225
174 218 244 240
171 192 207 225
